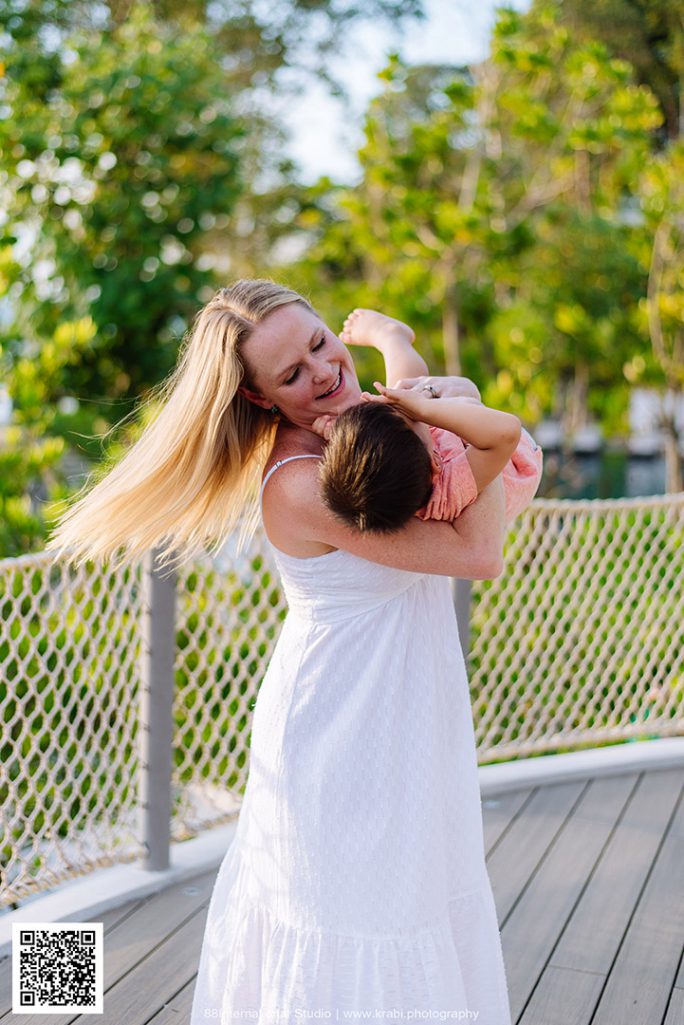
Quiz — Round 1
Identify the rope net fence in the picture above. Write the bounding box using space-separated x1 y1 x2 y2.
1 493 682 907
468 493 683 761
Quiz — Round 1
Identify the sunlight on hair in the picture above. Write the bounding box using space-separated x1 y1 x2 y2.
44 280 316 573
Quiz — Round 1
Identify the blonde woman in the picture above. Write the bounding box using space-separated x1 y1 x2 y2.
46 280 512 1025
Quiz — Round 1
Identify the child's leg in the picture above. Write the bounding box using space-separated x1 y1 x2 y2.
340 309 428 386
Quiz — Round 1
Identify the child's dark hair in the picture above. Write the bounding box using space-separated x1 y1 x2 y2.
318 401 434 533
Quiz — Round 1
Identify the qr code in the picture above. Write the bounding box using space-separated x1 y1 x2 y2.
12 922 103 1014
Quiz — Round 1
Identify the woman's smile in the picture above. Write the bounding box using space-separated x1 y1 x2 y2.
316 367 344 400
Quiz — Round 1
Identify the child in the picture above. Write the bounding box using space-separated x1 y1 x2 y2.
314 308 543 533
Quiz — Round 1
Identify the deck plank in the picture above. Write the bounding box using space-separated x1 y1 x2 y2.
482 788 534 854
499 773 638 1023
0 897 148 1020
674 941 684 989
485 780 588 922
550 768 684 976
589 774 684 1025
146 977 198 1023
79 902 209 1025
516 964 606 1025
663 988 684 1025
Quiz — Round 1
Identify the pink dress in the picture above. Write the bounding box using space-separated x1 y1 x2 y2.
417 426 543 523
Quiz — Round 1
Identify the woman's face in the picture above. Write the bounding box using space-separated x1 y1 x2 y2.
239 302 362 429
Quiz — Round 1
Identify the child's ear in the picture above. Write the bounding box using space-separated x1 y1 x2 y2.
237 384 271 410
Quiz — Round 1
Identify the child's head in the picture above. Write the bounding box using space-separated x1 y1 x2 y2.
318 401 437 533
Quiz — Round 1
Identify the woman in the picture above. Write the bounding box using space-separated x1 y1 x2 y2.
46 280 512 1024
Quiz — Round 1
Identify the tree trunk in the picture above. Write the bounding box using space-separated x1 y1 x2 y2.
442 282 461 377
574 150 591 214
664 432 683 492
562 360 589 439
660 405 684 493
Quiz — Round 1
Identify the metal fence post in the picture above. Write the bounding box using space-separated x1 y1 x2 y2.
139 546 177 871
452 577 472 664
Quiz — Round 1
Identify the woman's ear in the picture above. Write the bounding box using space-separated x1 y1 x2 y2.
237 384 271 410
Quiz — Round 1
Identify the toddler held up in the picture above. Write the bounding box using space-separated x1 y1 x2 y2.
314 309 543 534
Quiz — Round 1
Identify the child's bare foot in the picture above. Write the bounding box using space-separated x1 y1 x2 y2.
340 308 415 350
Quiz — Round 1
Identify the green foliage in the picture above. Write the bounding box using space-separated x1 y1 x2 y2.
636 142 684 388
1 3 244 404
0 0 427 560
546 0 684 140
0 4 245 556
286 3 665 437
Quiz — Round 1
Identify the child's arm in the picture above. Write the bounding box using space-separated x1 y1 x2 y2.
367 383 521 495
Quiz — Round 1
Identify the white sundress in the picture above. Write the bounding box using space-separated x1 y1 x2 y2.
190 454 512 1025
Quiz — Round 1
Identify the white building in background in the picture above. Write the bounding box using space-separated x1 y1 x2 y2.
0 385 11 427
524 388 684 456
629 388 684 456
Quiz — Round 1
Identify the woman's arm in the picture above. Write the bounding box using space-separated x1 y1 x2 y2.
263 459 506 579
393 374 481 401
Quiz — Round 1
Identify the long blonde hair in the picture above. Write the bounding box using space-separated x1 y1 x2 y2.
44 279 317 574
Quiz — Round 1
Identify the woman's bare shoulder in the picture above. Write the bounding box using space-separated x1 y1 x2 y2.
261 426 333 557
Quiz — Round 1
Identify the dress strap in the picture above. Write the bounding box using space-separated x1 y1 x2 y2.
260 454 322 501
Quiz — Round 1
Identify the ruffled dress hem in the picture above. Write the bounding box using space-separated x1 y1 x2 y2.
193 840 511 1025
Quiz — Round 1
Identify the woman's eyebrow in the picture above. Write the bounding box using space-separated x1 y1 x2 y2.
275 327 323 381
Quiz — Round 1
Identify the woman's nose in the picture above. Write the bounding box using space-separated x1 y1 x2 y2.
311 358 332 384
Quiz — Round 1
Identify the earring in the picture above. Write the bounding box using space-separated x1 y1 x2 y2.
270 405 280 416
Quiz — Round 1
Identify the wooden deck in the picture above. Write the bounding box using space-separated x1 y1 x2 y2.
1 764 683 1024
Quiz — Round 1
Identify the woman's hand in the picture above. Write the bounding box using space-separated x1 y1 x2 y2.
392 375 481 402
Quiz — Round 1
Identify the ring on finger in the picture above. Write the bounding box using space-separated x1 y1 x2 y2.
422 384 438 398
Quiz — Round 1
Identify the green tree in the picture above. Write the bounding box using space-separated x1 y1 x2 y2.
1 5 244 417
0 4 247 557
1 233 98 554
549 0 684 140
285 5 661 436
0 0 425 282
635 142 684 489
470 6 661 435
0 0 424 558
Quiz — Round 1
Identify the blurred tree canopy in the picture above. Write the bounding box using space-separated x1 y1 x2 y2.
635 141 684 489
0 0 422 555
1 4 246 553
2 6 244 406
0 0 423 88
284 5 663 439
1 0 682 558
548 0 684 141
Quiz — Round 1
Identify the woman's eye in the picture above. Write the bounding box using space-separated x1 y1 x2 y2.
283 337 325 384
